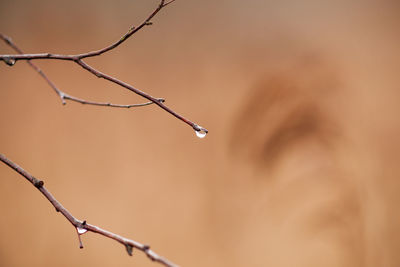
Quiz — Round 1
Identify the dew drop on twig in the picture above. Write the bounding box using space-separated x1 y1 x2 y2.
195 129 207 138
77 227 88 235
3 57 16 66
193 124 208 139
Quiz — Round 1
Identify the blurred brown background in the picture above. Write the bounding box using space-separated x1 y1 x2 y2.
1 0 400 266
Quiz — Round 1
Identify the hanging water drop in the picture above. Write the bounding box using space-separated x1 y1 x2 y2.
195 129 207 138
193 124 208 139
77 227 88 235
3 57 16 66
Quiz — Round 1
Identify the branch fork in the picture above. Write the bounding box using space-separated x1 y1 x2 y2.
0 0 207 134
0 1 207 266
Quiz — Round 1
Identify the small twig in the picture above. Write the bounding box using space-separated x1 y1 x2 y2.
63 94 165 108
0 33 164 108
0 153 179 267
78 0 174 59
0 0 208 134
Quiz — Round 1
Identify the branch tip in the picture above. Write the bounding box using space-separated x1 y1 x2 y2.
163 0 177 7
78 234 84 249
193 124 208 133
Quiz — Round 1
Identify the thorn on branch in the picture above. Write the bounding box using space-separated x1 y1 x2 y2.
143 245 151 251
126 244 134 256
145 21 153 26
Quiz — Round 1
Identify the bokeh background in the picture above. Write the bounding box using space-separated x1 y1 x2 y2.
1 0 400 266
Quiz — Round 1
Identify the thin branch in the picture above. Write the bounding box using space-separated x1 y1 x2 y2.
78 0 171 59
0 153 179 267
0 0 170 61
0 33 164 108
0 0 208 134
164 0 177 7
75 59 205 131
63 94 165 108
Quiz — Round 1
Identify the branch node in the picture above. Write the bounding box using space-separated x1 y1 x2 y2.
125 244 134 256
59 93 67 105
0 0 208 136
143 245 151 251
32 177 44 188
76 220 88 249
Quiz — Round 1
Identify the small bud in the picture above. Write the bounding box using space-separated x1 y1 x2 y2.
33 177 44 188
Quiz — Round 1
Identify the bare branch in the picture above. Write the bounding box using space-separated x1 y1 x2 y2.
0 0 171 61
63 94 165 108
0 33 164 108
163 0 177 7
0 0 208 134
75 59 207 132
0 153 179 267
78 0 172 59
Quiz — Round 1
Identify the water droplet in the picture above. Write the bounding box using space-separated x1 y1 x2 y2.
193 124 208 139
195 129 207 138
3 57 15 66
77 227 87 235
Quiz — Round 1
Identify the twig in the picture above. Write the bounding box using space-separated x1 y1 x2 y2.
0 33 165 108
62 94 165 108
0 153 179 267
0 0 208 134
